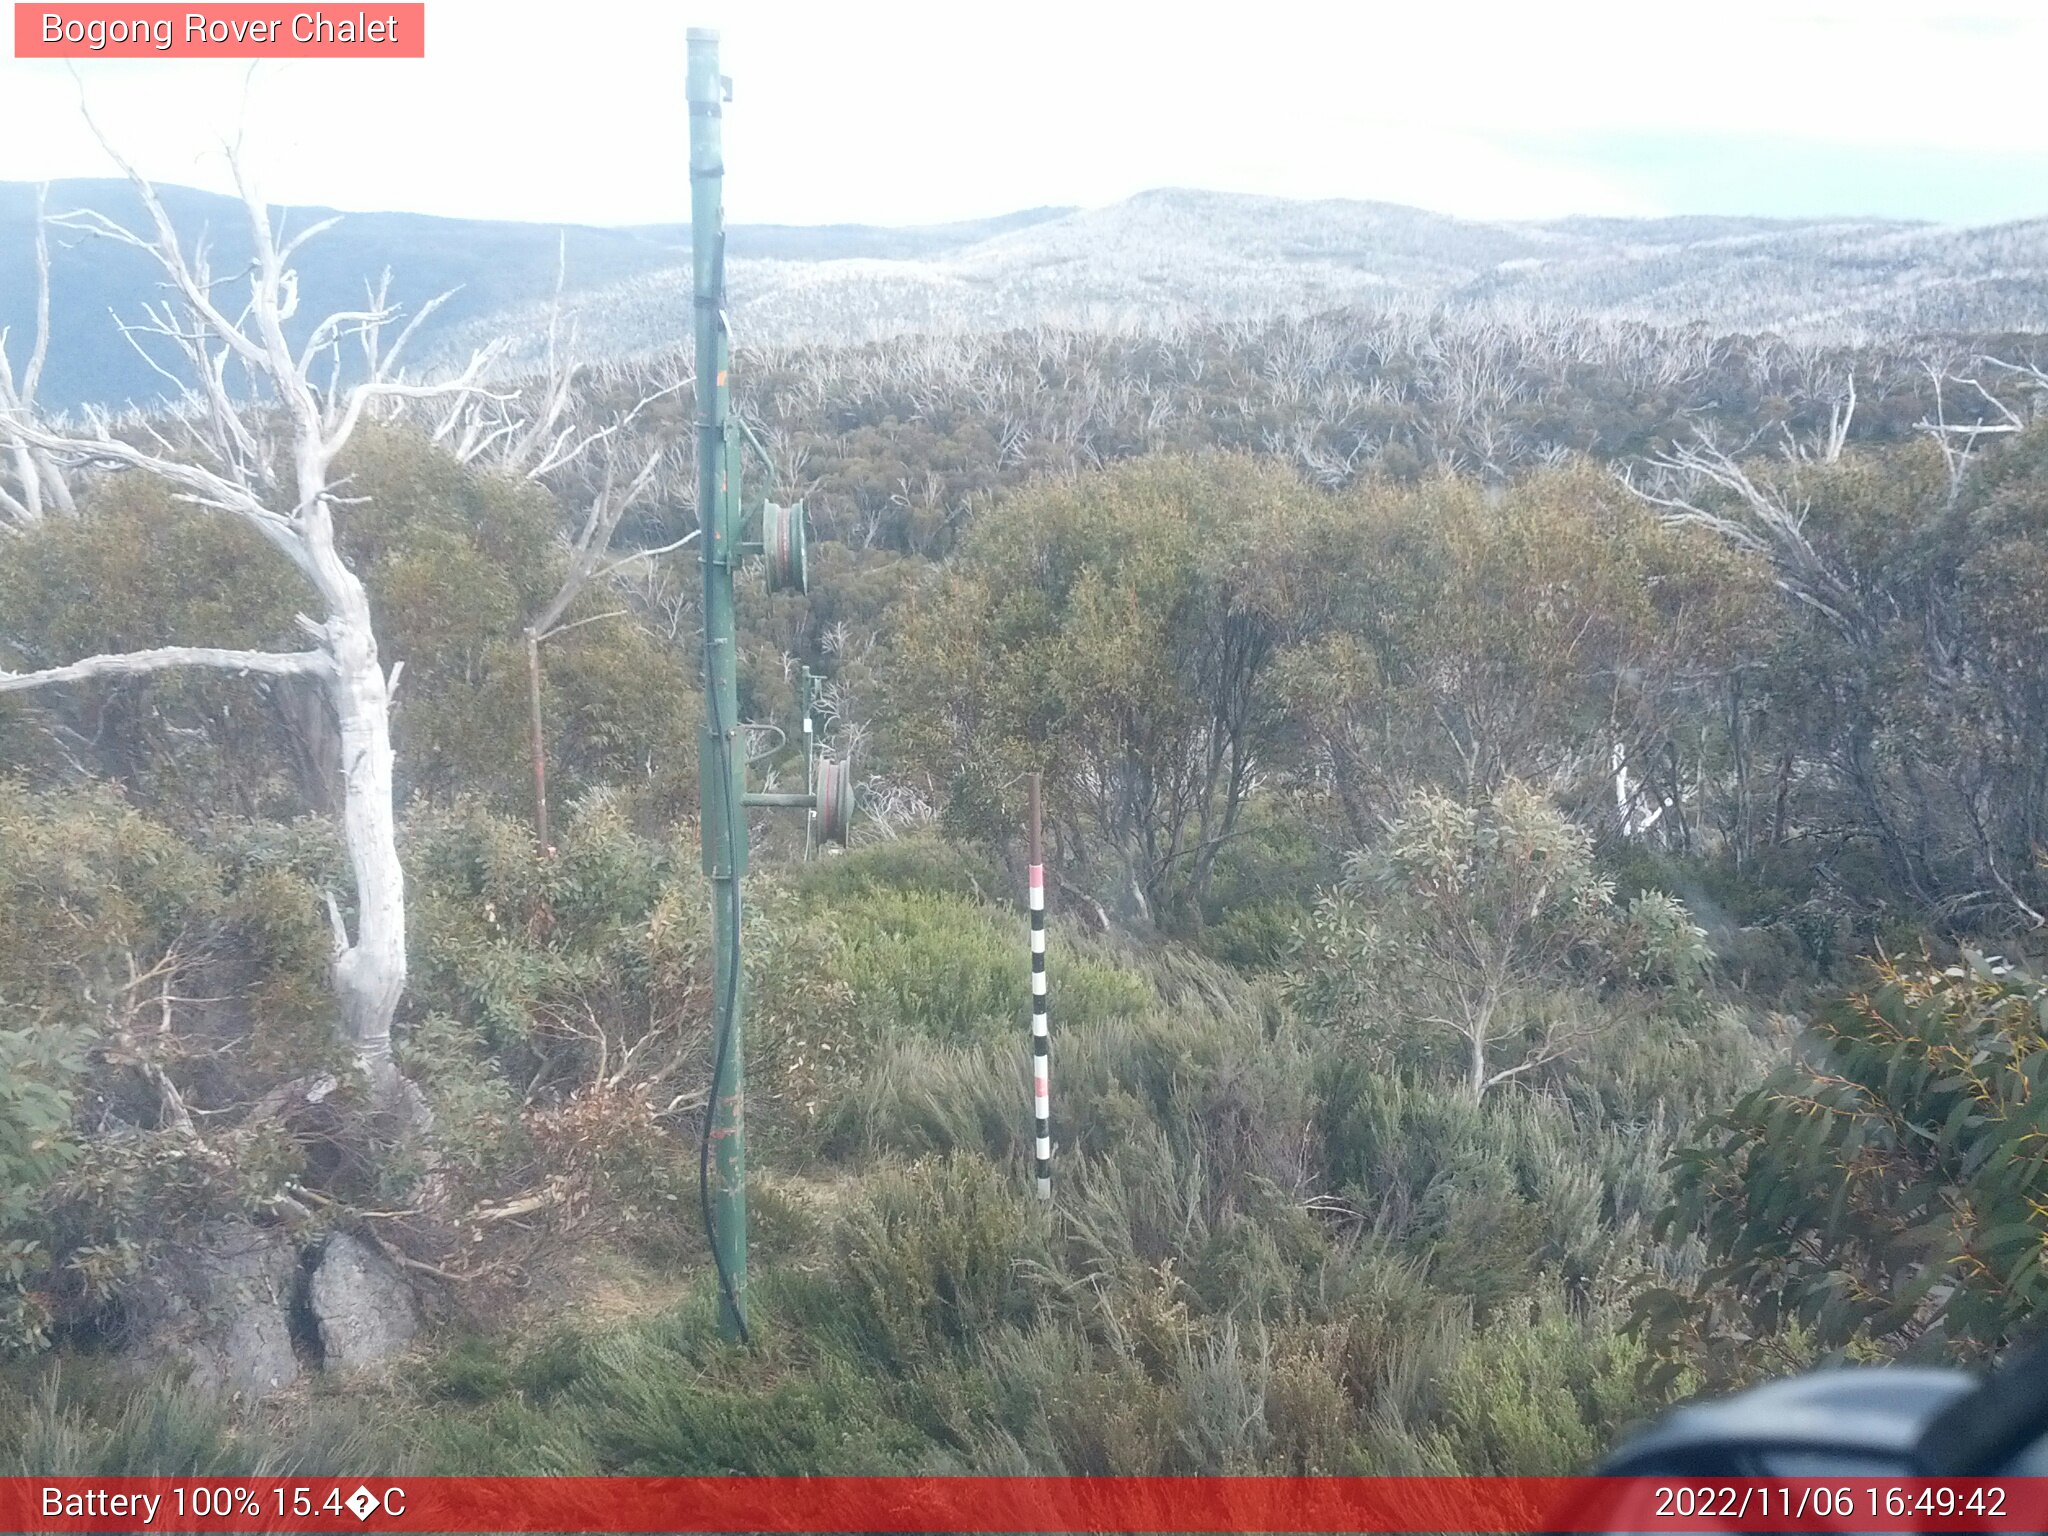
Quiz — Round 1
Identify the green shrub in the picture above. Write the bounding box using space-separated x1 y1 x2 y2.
1645 952 2048 1372
796 835 1000 906
826 888 1149 1047
1200 898 1312 971
829 1157 1054 1372
813 1035 1024 1163
0 785 344 1352
421 1335 519 1404
1292 780 1708 1101
0 1366 399 1475
1317 1067 1680 1318
1404 1300 1650 1475
1197 800 1338 971
973 1323 1178 1474
0 1025 87 1352
832 889 1022 1043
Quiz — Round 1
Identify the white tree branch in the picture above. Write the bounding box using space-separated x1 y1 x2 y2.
585 527 699 586
0 646 332 695
324 344 505 462
0 412 313 576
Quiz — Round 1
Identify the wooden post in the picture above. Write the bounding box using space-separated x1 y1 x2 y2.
1028 772 1051 1199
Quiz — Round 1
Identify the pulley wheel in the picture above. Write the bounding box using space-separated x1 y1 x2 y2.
763 500 809 595
815 752 854 847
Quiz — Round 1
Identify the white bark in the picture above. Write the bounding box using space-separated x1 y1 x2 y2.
1624 435 1867 642
0 185 78 529
0 646 330 693
530 442 674 640
322 575 407 1088
436 249 685 644
1915 357 2047 497
0 130 494 1108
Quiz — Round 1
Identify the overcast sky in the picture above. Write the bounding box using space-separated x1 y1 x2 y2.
4 0 2046 229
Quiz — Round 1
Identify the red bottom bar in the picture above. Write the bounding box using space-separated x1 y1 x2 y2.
4 1476 2046 1534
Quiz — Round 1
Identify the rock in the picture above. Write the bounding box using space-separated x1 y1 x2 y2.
124 1219 301 1398
308 1232 418 1370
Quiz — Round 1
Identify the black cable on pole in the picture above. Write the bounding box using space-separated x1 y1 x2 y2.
697 657 751 1346
695 241 750 1343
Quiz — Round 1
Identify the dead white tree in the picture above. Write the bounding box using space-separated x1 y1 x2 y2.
0 141 497 1110
520 428 689 848
1780 365 1856 465
429 261 692 846
0 185 80 528
1978 356 2048 401
1624 434 1866 643
431 236 588 475
1912 356 2048 497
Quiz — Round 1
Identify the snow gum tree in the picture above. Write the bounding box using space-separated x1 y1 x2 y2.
1294 779 1709 1101
0 143 497 1109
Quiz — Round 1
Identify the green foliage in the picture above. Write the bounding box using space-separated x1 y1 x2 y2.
0 427 698 831
1701 430 2048 934
1603 845 1842 1001
0 481 311 817
1322 1069 1647 1312
0 781 221 1028
0 867 1734 1476
1396 1300 1651 1476
574 1337 933 1474
0 784 334 1354
400 796 721 1236
825 1157 1054 1372
1293 780 1708 1098
1271 463 1765 840
831 890 1026 1044
337 428 699 822
407 795 669 1057
793 833 1000 906
1195 798 1334 970
0 1367 395 1475
0 1027 84 1232
0 1026 87 1352
888 454 1329 928
1646 953 2048 1372
823 886 1149 1049
810 1033 1024 1163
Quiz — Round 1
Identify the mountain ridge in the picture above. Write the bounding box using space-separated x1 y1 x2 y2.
5 179 2044 408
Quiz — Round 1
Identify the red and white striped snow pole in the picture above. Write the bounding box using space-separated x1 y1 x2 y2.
1028 773 1051 1200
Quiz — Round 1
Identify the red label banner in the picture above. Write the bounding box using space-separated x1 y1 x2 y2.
2 1476 2047 1533
13 4 425 57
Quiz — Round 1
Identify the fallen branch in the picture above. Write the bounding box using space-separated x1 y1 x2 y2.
470 1186 568 1224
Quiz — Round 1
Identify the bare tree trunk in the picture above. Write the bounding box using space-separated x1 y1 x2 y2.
328 582 408 1094
0 185 78 528
1772 750 1794 846
6 441 43 521
1465 984 1498 1102
526 629 550 850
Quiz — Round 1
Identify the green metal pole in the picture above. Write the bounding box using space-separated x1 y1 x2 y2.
689 26 748 1343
